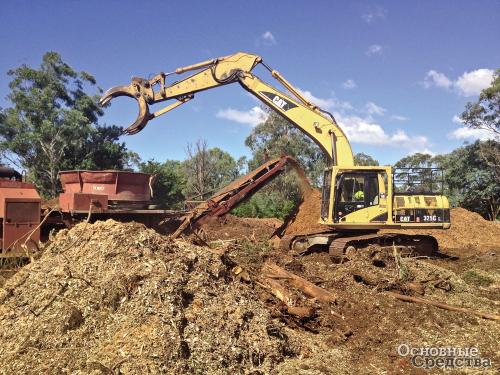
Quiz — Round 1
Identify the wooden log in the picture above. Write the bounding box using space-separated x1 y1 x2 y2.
286 305 315 318
257 276 293 306
404 282 425 295
262 262 336 303
256 277 316 318
387 291 500 321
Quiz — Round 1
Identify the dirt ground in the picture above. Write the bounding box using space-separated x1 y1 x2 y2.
0 194 499 374
224 196 500 374
201 214 283 243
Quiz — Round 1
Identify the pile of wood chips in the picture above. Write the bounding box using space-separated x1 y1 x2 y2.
0 220 301 374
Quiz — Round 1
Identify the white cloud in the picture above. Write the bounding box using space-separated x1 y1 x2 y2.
297 89 429 151
366 44 383 56
297 89 336 109
297 90 431 152
216 88 432 153
297 88 353 111
260 31 276 46
449 114 497 140
391 115 408 121
342 79 357 89
335 113 431 153
365 101 386 116
361 6 386 24
454 69 494 96
422 68 494 97
422 70 452 89
216 106 267 127
449 126 496 141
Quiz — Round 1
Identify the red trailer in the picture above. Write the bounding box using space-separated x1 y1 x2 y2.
56 170 181 229
58 170 153 211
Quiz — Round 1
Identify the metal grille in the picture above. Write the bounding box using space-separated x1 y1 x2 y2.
393 168 444 195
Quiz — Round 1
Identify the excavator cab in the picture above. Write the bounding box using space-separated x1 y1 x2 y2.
334 172 384 222
321 166 450 230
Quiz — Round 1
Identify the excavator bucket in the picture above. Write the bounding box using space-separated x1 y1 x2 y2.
99 81 152 135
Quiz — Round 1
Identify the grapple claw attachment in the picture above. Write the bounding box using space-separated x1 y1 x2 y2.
99 81 152 135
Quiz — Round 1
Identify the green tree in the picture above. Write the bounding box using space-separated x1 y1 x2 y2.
0 52 131 197
460 69 500 197
138 159 186 209
182 140 245 199
235 110 326 218
393 152 447 195
245 110 326 185
454 70 499 219
444 141 499 220
231 191 296 219
460 69 499 137
354 152 379 166
394 153 437 168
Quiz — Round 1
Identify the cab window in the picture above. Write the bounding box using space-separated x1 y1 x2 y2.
340 176 365 202
335 173 379 220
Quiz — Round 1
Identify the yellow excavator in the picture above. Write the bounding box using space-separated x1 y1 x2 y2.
100 52 450 258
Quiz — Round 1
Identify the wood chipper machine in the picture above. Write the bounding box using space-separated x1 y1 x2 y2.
55 170 181 229
0 167 41 257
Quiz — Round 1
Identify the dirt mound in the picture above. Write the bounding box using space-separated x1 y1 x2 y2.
440 207 500 250
0 220 299 374
279 189 326 236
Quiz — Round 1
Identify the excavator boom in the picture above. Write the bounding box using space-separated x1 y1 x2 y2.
100 52 353 166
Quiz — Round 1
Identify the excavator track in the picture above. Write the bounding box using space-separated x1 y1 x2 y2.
282 232 439 261
329 233 438 260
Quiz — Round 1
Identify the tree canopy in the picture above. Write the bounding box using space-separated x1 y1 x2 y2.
354 152 379 166
0 52 132 197
181 140 245 200
138 159 186 209
444 141 499 220
394 140 500 220
234 110 327 219
460 69 499 137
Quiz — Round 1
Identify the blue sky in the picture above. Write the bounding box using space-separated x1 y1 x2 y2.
1 0 499 165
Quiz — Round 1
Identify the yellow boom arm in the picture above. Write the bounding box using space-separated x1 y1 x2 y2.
100 52 354 166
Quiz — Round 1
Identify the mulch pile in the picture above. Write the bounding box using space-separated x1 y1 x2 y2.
278 189 326 236
1 192 499 374
0 220 299 374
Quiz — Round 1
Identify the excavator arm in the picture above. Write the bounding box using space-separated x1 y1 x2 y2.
99 52 354 166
